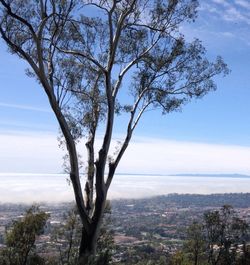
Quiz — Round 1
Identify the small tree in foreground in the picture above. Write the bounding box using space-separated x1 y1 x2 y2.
0 206 49 265
182 205 249 265
0 0 229 262
204 205 249 265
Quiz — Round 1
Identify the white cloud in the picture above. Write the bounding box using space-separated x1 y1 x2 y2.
221 31 235 38
200 0 250 24
1 132 250 175
184 0 250 49
0 132 63 173
212 0 230 7
235 0 250 9
199 2 222 14
223 6 250 24
0 102 50 113
0 133 250 202
0 173 75 203
1 172 250 203
115 137 250 175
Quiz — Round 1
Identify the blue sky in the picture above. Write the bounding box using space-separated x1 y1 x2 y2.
0 0 250 174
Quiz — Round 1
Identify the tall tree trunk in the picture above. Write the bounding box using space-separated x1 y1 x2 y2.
78 216 104 264
78 226 98 264
194 249 198 265
78 176 107 263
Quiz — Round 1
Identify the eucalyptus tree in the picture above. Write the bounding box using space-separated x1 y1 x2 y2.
0 0 228 262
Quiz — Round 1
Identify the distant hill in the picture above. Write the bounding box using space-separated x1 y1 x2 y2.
172 173 250 178
116 173 250 178
112 193 250 209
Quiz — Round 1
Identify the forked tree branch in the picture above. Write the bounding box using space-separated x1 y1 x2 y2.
112 33 162 97
56 48 106 73
0 0 37 38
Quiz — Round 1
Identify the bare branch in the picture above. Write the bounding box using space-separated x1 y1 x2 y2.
132 101 152 131
83 2 109 13
56 48 106 73
107 1 116 54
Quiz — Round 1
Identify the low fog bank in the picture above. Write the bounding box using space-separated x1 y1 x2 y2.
0 174 250 203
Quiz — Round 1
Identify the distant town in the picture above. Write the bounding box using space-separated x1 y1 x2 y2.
0 193 249 264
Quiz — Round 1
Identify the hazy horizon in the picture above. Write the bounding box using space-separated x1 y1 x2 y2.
0 173 249 204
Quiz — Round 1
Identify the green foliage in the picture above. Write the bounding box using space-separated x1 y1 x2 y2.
52 207 81 265
169 250 190 265
184 222 206 265
0 206 49 265
182 205 249 265
204 205 247 265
